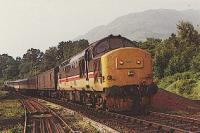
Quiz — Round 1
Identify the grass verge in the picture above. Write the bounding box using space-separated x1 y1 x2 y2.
158 71 200 100
0 99 24 119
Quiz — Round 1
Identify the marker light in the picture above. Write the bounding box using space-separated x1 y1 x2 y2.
119 60 124 65
137 60 141 64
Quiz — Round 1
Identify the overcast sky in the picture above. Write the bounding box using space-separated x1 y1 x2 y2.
0 0 200 57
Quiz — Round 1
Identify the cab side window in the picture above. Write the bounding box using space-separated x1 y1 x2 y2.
95 40 109 55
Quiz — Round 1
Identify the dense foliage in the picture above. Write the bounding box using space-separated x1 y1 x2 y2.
140 22 200 78
140 21 200 99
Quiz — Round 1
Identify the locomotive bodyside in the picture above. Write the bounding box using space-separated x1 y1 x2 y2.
58 61 102 91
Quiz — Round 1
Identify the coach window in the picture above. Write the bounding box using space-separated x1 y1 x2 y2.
65 66 70 72
50 73 52 82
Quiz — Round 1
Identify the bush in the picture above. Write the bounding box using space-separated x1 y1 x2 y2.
191 53 200 72
158 71 195 88
177 79 196 95
158 71 200 99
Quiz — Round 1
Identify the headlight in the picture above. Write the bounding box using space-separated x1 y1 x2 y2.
128 70 135 76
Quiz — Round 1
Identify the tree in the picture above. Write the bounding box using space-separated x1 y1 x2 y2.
177 21 199 44
18 48 44 77
0 54 17 79
165 56 186 75
140 38 162 57
19 62 32 77
191 53 200 72
63 39 89 60
57 41 65 62
3 59 19 79
23 48 43 62
154 47 173 78
42 47 58 70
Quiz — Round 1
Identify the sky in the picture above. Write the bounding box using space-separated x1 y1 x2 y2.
0 0 200 58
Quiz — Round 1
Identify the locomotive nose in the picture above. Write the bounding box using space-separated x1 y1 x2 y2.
101 48 153 88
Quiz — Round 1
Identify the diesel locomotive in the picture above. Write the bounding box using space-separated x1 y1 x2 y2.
5 35 158 113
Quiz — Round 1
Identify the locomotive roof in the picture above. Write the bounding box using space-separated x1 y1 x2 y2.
61 35 137 67
88 34 136 48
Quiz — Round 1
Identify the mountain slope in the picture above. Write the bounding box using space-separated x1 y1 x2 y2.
76 9 200 42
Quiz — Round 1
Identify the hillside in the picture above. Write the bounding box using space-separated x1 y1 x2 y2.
76 9 200 42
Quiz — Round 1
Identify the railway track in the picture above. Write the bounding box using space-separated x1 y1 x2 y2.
137 111 200 132
38 99 119 133
70 105 200 133
18 94 76 133
38 97 200 133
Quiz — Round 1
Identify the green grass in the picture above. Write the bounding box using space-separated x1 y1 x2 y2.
158 71 200 100
0 99 25 119
190 80 200 99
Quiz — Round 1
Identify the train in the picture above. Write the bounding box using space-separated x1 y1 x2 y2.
5 35 158 113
